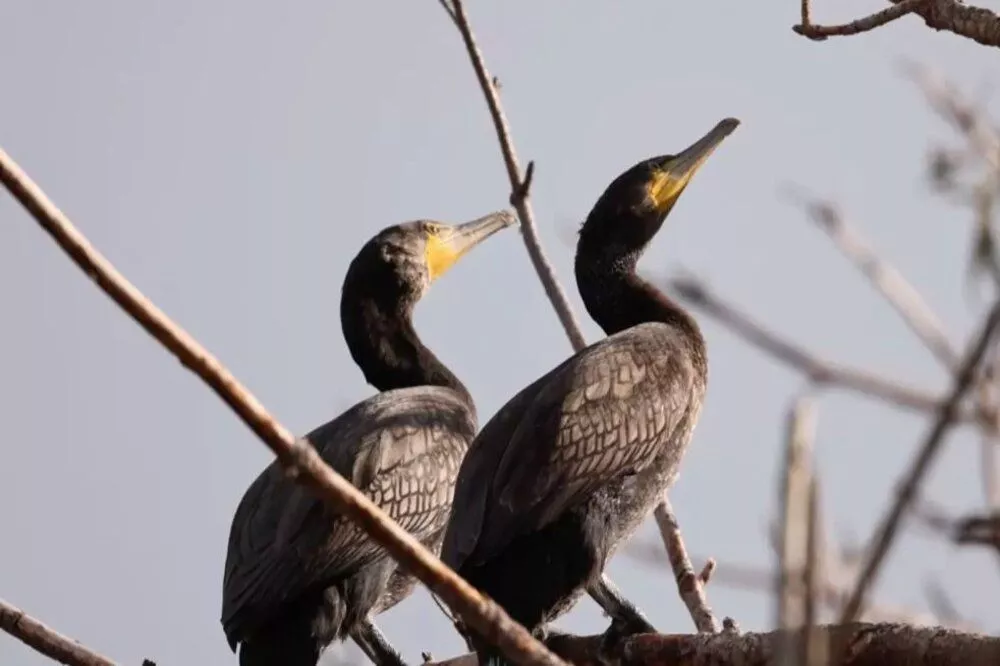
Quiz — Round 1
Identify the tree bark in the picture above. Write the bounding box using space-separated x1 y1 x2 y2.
429 623 1000 666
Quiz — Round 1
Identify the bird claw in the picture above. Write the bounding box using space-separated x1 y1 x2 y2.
596 616 639 666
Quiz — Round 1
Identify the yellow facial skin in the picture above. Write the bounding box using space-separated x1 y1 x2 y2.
425 232 461 282
645 117 740 213
422 211 518 282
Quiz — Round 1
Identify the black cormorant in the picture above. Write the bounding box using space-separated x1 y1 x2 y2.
439 119 740 662
221 210 517 666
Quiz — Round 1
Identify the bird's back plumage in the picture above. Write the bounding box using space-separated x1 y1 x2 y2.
441 322 705 631
223 386 476 659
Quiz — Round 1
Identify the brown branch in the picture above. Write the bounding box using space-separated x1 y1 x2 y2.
429 624 1000 666
838 298 1000 623
667 274 978 421
900 0 1000 49
440 0 588 351
793 0 929 41
652 500 720 632
0 597 120 666
795 0 1000 48
0 152 566 666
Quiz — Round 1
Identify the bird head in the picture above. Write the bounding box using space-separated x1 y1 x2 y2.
578 117 740 266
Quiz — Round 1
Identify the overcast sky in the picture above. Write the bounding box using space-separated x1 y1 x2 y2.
2 2 999 665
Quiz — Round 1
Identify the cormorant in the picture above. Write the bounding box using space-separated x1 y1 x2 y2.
439 119 740 662
221 210 517 666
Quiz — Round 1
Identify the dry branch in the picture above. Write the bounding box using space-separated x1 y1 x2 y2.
667 274 976 421
794 0 1000 48
438 0 722 633
652 500 720 632
0 149 565 666
626 540 982 630
439 0 587 351
0 598 119 666
839 299 1000 622
429 623 1000 666
794 0 929 41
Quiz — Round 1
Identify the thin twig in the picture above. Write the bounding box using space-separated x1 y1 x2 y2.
839 299 1000 623
903 61 1000 169
0 147 567 666
668 274 976 421
0 597 118 666
652 500 720 632
626 540 981 630
788 193 960 371
793 0 929 41
441 0 587 351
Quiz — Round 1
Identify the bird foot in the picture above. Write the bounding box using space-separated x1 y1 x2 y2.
596 616 641 666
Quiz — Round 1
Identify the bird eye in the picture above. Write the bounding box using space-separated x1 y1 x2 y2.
423 222 442 236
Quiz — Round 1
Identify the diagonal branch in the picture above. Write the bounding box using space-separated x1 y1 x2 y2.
440 0 587 351
667 274 977 421
838 298 1000 622
0 147 566 666
0 597 120 666
652 500 720 632
788 193 960 371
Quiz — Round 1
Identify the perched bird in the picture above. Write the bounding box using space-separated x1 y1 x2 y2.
440 119 740 661
221 210 517 666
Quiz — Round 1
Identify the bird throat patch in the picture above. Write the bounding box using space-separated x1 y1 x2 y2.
647 171 691 211
425 235 460 282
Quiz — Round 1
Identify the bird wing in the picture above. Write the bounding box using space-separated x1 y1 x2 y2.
221 387 474 644
467 323 703 563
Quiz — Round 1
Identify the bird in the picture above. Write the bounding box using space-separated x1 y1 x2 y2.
220 209 517 666
439 118 740 663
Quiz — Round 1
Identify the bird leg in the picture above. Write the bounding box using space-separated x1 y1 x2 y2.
350 619 408 666
587 574 657 635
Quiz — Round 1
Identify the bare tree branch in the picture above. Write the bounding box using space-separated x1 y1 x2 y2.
0 597 120 666
652 500 720 632
626 541 982 630
794 0 1000 48
839 299 1000 622
793 0 929 41
0 148 566 666
429 623 1000 666
440 0 587 351
667 274 977 421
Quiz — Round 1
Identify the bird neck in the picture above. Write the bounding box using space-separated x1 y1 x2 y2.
576 253 705 351
340 293 473 407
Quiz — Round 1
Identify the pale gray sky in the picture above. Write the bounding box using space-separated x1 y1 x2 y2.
2 2 999 665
